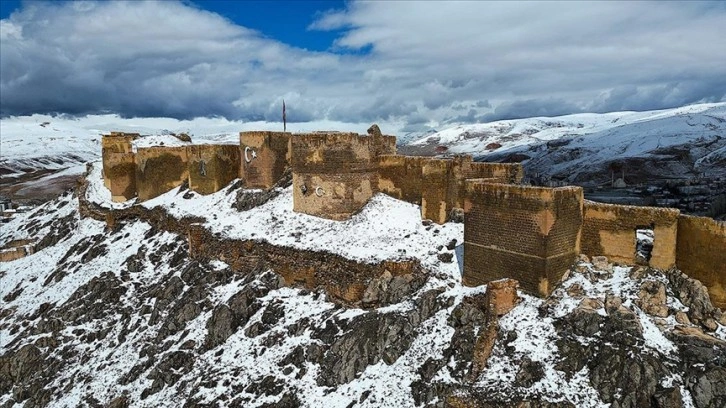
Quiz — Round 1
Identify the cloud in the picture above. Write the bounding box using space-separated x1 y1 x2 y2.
1 0 725 132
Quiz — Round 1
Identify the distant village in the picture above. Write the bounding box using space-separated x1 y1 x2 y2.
0 196 34 223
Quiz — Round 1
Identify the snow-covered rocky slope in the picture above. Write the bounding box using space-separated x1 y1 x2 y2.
406 103 726 184
1 169 725 407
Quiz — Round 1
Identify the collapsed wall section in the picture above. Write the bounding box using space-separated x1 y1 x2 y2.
135 146 190 202
676 215 726 309
463 181 583 297
239 131 291 189
187 144 241 195
101 132 139 202
581 201 679 270
290 132 396 220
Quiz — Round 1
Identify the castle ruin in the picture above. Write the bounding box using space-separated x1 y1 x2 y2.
96 127 726 307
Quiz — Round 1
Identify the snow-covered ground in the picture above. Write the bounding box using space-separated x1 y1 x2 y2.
408 102 726 182
1 171 724 407
85 161 462 275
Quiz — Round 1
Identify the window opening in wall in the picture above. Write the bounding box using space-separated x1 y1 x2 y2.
199 160 207 177
635 226 654 265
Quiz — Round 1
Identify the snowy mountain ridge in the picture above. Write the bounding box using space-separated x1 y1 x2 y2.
406 103 726 184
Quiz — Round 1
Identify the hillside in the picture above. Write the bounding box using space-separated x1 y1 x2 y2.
1 165 725 407
404 103 726 185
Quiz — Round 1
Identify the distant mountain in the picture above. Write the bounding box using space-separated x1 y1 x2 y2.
404 103 726 185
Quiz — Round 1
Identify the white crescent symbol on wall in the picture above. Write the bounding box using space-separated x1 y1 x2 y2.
315 187 324 197
244 146 257 163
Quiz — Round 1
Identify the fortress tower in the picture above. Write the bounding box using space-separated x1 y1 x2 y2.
101 132 139 202
290 129 396 220
239 131 291 189
463 180 583 296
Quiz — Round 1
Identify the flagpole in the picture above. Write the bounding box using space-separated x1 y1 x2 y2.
283 100 287 132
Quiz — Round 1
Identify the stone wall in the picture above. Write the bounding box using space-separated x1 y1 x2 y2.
581 201 679 270
187 223 423 307
377 155 524 224
0 239 35 262
377 155 428 205
463 181 583 296
239 131 291 189
101 133 139 202
135 146 190 202
676 215 726 309
290 132 396 220
188 144 241 195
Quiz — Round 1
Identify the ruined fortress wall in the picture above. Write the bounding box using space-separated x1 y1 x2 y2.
188 223 421 306
581 201 679 270
102 133 139 202
239 131 291 189
421 159 455 224
290 133 394 220
465 162 524 185
0 247 27 262
377 156 525 224
188 144 241 195
135 146 189 202
463 182 583 296
676 215 726 309
376 155 428 205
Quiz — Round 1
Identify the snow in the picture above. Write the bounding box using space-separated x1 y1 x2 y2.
83 161 463 276
481 294 608 407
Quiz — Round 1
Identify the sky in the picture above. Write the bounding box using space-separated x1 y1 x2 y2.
1 0 725 134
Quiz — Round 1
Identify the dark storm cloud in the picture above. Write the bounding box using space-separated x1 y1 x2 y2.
2 0 725 129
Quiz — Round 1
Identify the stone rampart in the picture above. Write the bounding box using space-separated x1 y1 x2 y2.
290 132 396 220
239 131 291 189
101 133 139 202
676 215 726 308
463 181 583 296
581 201 679 270
377 155 524 223
188 144 241 195
94 128 726 306
135 146 190 202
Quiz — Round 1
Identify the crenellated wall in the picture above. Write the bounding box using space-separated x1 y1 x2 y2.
102 132 139 202
463 181 583 296
239 131 291 189
290 132 396 220
581 201 679 270
676 215 726 308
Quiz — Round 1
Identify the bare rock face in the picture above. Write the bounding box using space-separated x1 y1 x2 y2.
591 255 612 272
485 279 520 316
666 269 722 331
367 124 382 137
636 280 669 317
